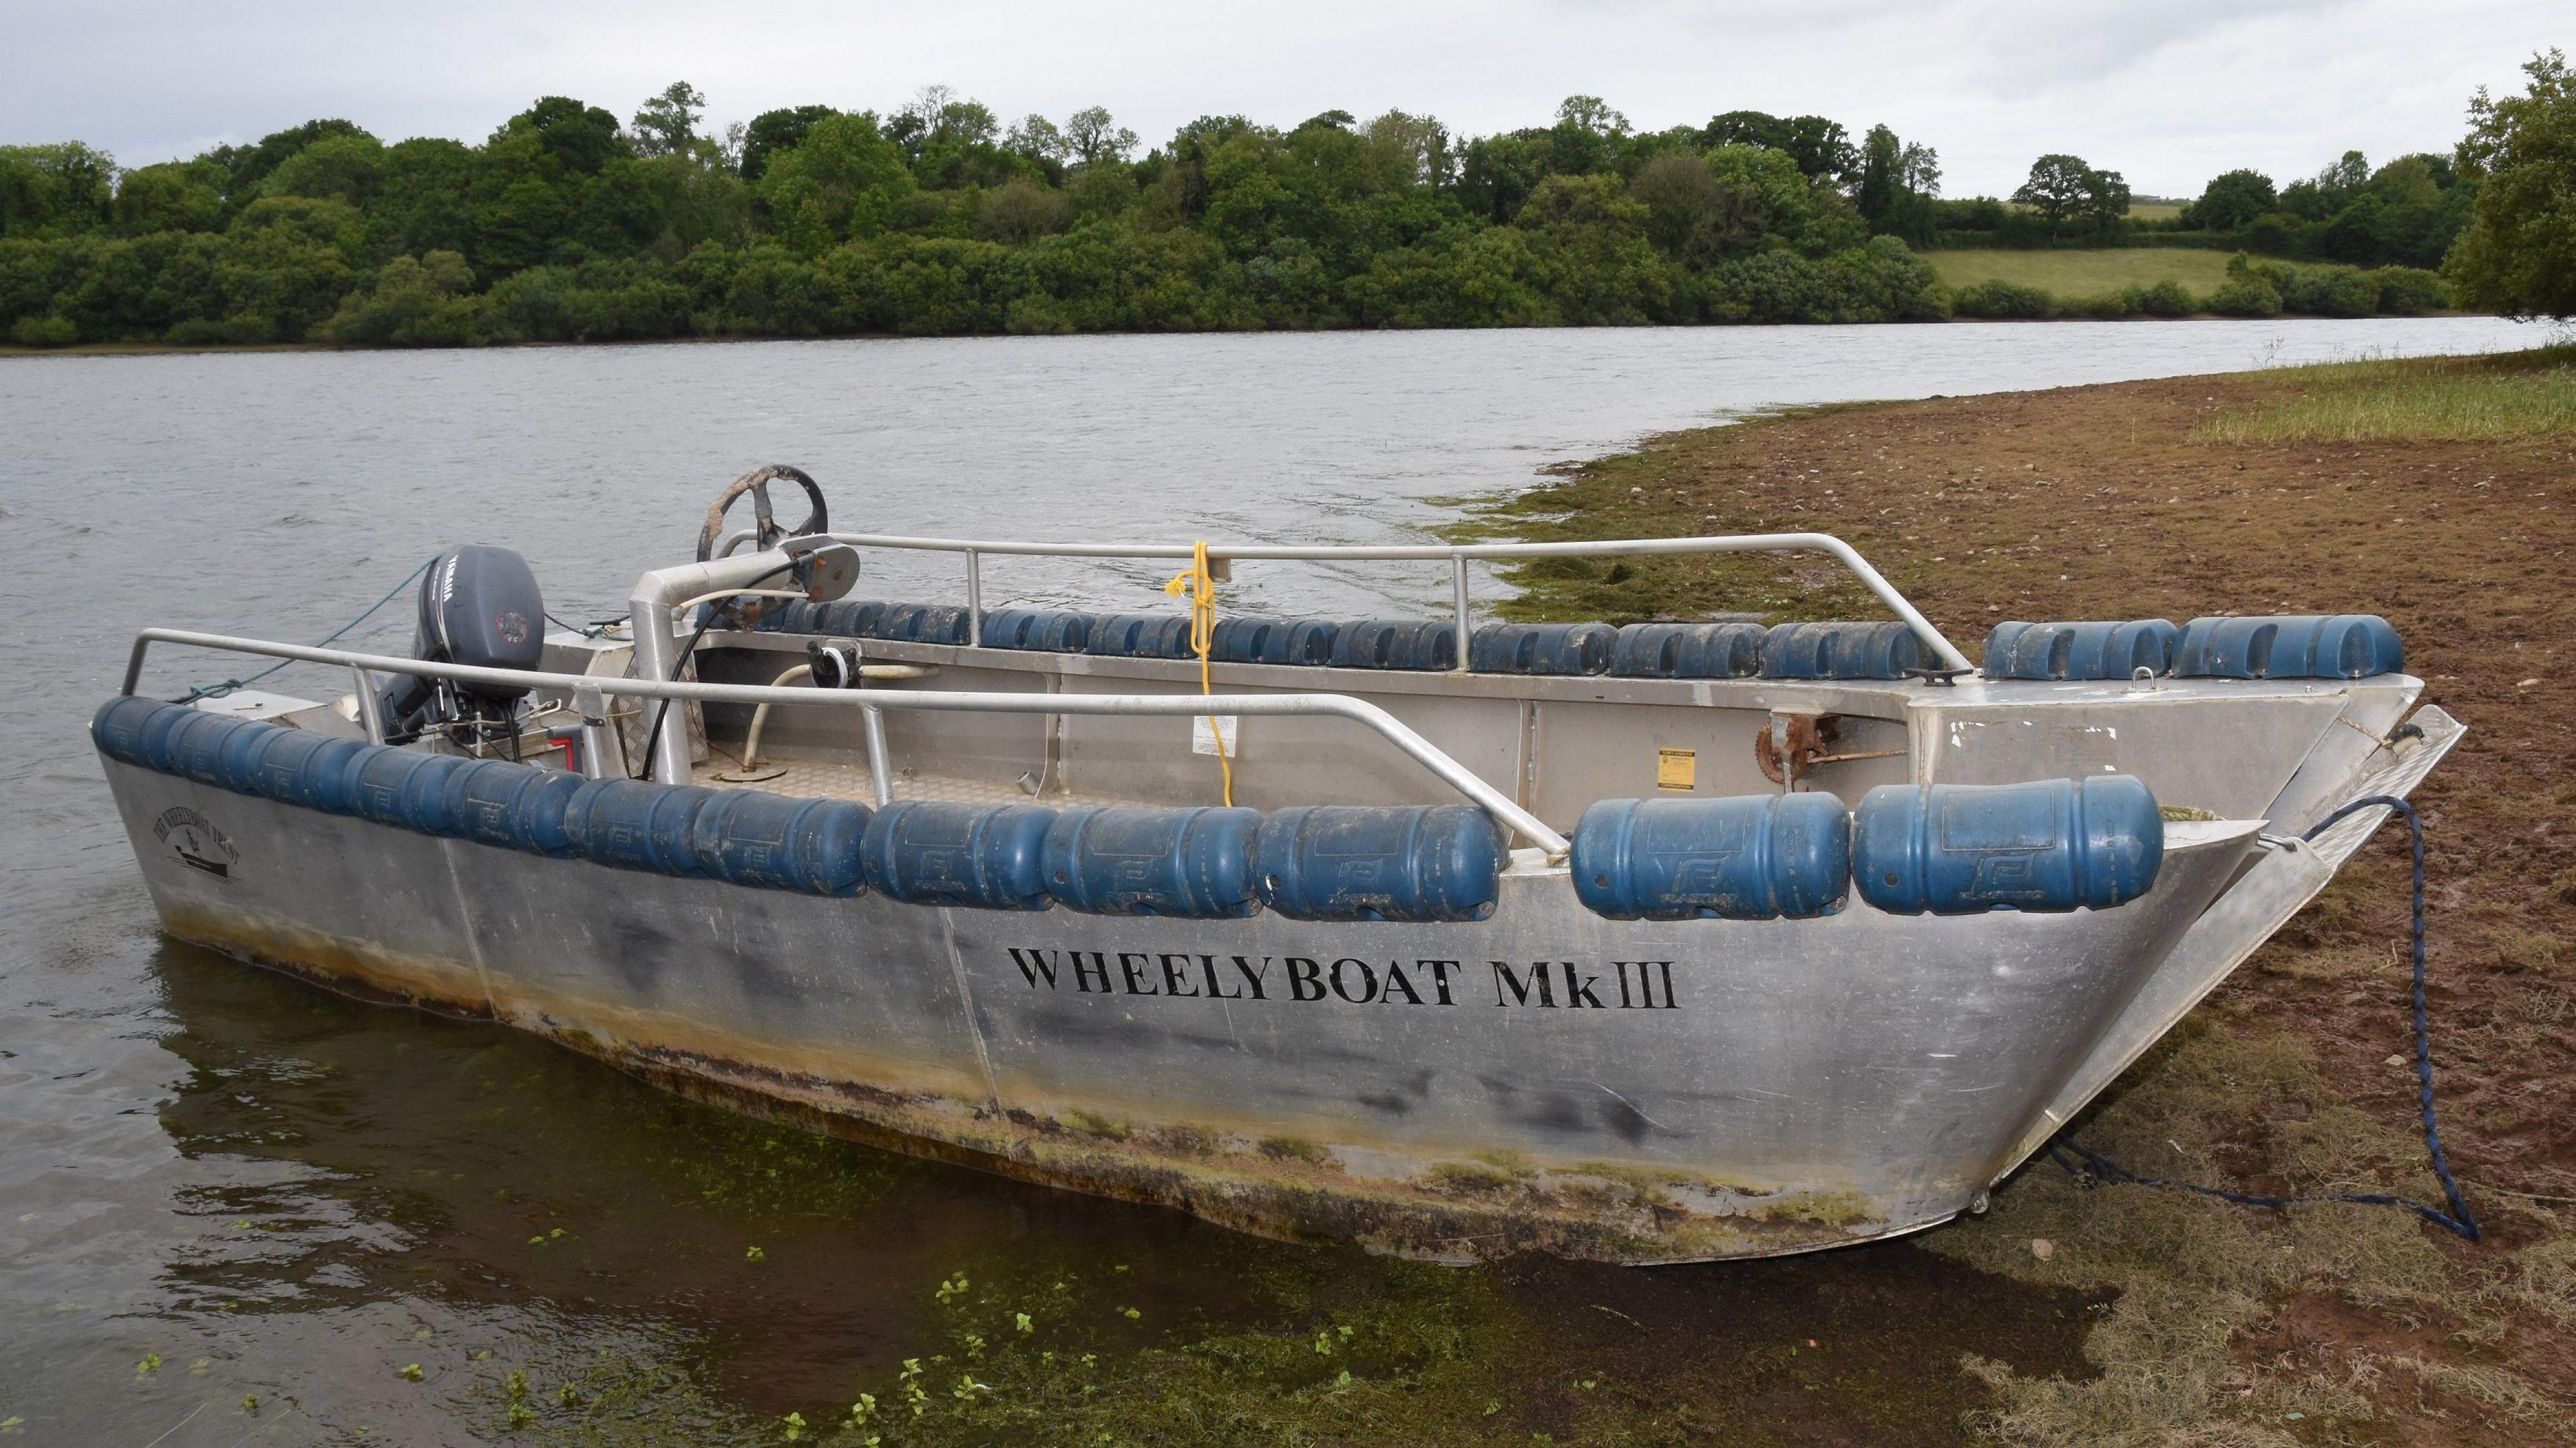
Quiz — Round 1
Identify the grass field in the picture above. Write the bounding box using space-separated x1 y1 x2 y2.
2126 201 2186 221
1926 247 2237 297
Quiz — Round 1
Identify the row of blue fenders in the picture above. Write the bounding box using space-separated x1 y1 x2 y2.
749 603 2404 683
97 697 2165 925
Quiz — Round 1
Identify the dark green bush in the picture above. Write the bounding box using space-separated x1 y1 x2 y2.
2127 279 2196 316
9 313 76 346
1948 278 2053 319
2364 266 2450 314
2284 267 2379 317
2210 277 2285 317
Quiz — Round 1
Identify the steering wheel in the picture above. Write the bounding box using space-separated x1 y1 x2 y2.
696 464 830 625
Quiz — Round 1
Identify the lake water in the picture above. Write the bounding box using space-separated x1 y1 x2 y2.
0 315 2539 1443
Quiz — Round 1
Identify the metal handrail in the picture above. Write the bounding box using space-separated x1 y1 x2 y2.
119 628 1572 856
785 528 1972 673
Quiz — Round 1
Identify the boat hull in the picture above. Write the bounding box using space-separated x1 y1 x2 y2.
101 754 2257 1264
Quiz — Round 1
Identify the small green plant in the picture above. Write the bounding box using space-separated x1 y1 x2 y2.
744 1245 766 1262
400 1363 423 1382
135 1353 161 1376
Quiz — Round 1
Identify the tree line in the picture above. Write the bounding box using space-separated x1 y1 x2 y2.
0 59 2566 349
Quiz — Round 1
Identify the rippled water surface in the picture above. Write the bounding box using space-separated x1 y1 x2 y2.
0 317 2536 1443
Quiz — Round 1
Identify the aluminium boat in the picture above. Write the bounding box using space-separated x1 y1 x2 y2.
91 465 2460 1264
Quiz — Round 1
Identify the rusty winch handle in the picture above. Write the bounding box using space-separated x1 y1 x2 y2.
695 465 830 626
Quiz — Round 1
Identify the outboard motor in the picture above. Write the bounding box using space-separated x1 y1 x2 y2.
380 545 546 753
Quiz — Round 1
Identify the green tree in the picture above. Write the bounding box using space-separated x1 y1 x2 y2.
630 82 706 158
0 142 117 237
740 106 839 181
2083 166 2131 230
1855 125 1938 243
755 112 914 252
2447 49 2576 319
112 159 226 235
1364 111 1452 188
214 120 371 199
2181 168 2277 229
261 132 388 205
1007 115 1069 165
1700 111 1856 183
1063 107 1140 168
496 97 629 176
2010 154 2093 226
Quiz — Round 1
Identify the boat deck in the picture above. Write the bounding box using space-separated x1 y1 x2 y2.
690 750 1149 811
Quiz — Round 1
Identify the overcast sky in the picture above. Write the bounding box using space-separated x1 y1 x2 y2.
4 1 2560 197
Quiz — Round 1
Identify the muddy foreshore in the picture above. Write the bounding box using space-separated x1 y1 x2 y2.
1450 351 2576 1443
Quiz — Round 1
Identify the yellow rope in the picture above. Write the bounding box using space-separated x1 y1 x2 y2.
1163 541 1234 806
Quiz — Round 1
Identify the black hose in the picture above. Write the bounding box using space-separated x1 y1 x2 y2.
2050 795 2479 1242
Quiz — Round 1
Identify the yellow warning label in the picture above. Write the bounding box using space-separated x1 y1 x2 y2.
1655 747 1697 791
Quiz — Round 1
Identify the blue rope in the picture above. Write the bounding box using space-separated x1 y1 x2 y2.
170 555 442 706
2051 793 2480 1243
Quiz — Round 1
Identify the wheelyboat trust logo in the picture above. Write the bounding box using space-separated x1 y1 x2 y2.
152 806 239 879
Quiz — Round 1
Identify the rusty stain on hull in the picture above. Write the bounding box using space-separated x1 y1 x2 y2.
157 904 1904 1265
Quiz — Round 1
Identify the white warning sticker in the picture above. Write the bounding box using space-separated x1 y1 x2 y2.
1192 714 1239 758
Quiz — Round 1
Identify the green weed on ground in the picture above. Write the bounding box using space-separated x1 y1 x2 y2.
2200 346 2576 443
1930 1017 2569 1445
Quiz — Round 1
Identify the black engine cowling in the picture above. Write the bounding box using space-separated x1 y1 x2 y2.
380 545 545 747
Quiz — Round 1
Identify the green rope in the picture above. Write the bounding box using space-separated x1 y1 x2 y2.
170 554 443 705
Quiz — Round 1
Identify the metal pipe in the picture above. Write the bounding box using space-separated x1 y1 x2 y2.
965 549 982 647
1450 555 1472 675
819 529 1970 673
121 628 1569 854
572 682 617 781
350 665 387 744
860 704 894 808
627 550 801 785
675 587 805 613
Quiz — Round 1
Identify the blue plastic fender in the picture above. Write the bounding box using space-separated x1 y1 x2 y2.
1208 616 1339 666
347 748 468 833
1331 619 1457 671
1043 806 1261 917
1759 622 1931 681
2174 614 2403 679
89 697 170 768
1982 620 2182 681
860 800 1053 909
1571 793 1849 920
692 789 871 895
1610 622 1765 679
441 759 582 855
1854 775 2163 914
1470 622 1617 676
561 777 718 875
280 734 369 814
1254 805 1503 922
